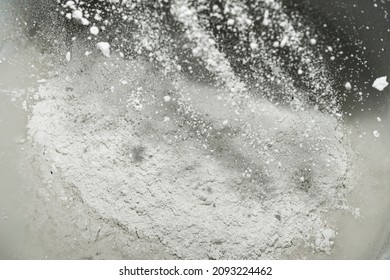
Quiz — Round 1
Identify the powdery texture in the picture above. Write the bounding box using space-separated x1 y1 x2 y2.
27 54 352 259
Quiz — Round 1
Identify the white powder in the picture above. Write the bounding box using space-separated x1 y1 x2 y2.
72 10 83 21
90 26 99 36
65 51 71 62
94 13 102 21
27 55 352 259
96 42 110 57
80 18 90 26
372 76 388 91
22 0 359 260
227 18 235 26
262 10 270 26
72 9 90 25
64 1 75 8
373 130 381 138
249 42 259 51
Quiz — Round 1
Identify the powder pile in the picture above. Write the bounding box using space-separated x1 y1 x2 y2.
27 52 353 259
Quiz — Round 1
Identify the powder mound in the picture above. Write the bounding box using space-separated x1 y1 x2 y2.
27 54 352 259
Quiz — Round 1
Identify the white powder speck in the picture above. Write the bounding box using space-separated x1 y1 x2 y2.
163 96 171 102
80 18 90 26
227 19 235 26
72 10 90 25
192 47 201 57
66 51 71 62
90 26 99 35
345 82 352 91
94 13 102 21
96 42 110 57
262 10 270 26
65 1 75 7
372 76 388 91
280 36 288 48
373 130 381 138
322 228 336 240
310 38 317 45
377 117 382 122
72 10 83 21
250 42 258 50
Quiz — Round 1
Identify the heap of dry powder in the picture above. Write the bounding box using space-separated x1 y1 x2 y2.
26 50 354 259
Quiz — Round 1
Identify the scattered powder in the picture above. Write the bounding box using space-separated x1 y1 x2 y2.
27 55 353 259
21 0 361 259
